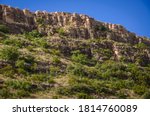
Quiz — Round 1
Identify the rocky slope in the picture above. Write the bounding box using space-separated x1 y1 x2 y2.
0 4 149 43
1 4 150 64
0 4 150 98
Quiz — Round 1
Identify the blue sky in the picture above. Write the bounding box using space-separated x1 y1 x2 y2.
0 0 150 37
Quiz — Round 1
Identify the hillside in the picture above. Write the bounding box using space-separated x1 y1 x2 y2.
0 4 150 98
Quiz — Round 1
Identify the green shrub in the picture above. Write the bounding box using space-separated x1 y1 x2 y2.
0 88 11 98
52 95 60 99
5 80 32 91
67 64 86 77
71 50 89 65
57 77 96 97
116 90 128 99
70 83 95 94
98 87 114 95
26 45 34 51
0 65 15 77
68 77 115 96
127 64 150 85
50 49 61 56
127 63 139 78
16 55 36 73
32 38 49 48
84 67 101 79
49 66 60 77
142 90 150 99
76 92 93 99
3 38 25 48
15 90 30 98
56 28 66 36
135 43 148 49
21 54 35 65
56 87 72 96
136 72 150 85
52 56 61 65
16 59 35 72
99 61 128 79
100 61 126 71
17 68 28 76
48 78 55 84
31 74 49 82
101 49 113 58
100 26 107 31
133 85 147 95
94 25 107 32
112 80 134 90
0 46 19 63
67 63 101 78
25 30 43 39
39 39 49 48
0 24 9 33
16 60 26 69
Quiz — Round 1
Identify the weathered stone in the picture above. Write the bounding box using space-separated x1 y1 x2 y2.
0 4 150 46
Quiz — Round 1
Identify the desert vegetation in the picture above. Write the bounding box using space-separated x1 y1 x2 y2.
0 27 150 99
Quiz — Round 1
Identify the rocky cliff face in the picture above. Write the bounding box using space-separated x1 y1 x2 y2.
1 4 149 44
0 4 150 65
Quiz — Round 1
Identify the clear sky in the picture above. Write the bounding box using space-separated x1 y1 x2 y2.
0 0 150 37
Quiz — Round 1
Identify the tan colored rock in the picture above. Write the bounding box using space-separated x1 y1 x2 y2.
23 9 33 17
3 5 15 23
0 4 150 47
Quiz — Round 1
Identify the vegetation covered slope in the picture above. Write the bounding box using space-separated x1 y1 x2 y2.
0 23 150 99
0 5 150 98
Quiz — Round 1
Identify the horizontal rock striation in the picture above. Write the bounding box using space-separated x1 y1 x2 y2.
1 4 149 44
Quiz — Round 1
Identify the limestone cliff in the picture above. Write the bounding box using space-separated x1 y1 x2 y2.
1 4 149 45
0 4 150 65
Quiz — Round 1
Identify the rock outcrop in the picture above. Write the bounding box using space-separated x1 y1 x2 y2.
0 4 150 64
1 4 149 45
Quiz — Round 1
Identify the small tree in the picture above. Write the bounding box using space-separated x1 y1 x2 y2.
71 50 88 65
135 43 148 49
56 28 66 36
0 46 19 64
25 30 43 39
